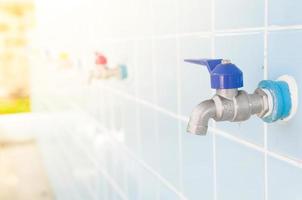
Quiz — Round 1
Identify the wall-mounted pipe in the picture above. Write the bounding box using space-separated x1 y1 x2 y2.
185 59 298 135
88 53 127 83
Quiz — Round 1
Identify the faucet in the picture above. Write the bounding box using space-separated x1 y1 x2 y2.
185 59 298 135
88 52 128 83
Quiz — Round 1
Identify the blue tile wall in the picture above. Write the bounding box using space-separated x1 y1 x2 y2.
216 136 265 200
139 104 159 170
154 38 178 112
215 0 264 29
159 184 181 200
36 0 302 199
215 33 265 145
269 0 302 26
139 167 159 200
122 98 139 154
178 0 211 33
157 113 180 189
267 30 302 160
135 39 155 103
152 0 177 35
181 122 214 200
267 157 302 200
125 157 140 200
133 0 153 37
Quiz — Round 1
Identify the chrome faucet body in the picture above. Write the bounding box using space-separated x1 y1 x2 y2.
187 88 269 135
185 58 297 135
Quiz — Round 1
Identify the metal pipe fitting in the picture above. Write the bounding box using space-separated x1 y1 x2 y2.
187 88 269 135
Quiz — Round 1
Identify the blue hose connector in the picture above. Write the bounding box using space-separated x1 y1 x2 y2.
258 80 292 123
119 64 128 80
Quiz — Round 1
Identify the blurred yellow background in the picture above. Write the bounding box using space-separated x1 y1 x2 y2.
0 0 35 114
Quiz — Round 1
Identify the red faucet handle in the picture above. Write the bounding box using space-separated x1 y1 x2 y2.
95 52 107 65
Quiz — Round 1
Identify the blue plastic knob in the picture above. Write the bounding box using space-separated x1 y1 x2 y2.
258 80 291 122
184 59 243 89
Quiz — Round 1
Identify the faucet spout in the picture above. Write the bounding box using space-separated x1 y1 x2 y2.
187 100 216 135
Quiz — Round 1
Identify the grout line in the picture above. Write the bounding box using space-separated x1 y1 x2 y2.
96 24 302 43
215 30 262 37
53 133 88 200
56 131 99 200
70 110 190 200
175 0 184 196
267 151 302 168
40 94 302 200
149 0 161 198
210 0 217 198
36 100 127 199
76 137 129 200
41 85 302 171
95 85 302 170
121 141 189 200
133 39 142 200
209 127 267 153
98 83 188 121
264 0 269 199
100 128 188 200
39 96 189 200
268 24 302 31
211 127 302 169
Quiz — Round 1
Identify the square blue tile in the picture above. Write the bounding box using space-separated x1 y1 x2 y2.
104 148 116 178
94 0 137 39
109 187 124 200
215 33 265 145
125 157 140 200
152 0 177 35
136 39 155 103
112 97 124 132
160 184 181 200
139 104 159 170
267 157 302 200
95 174 109 200
133 0 153 37
107 94 118 130
178 0 211 33
154 38 178 113
139 166 159 200
112 151 127 194
123 99 139 155
267 30 302 160
215 0 264 29
181 122 214 200
94 133 115 175
179 36 212 118
157 113 180 188
269 0 302 26
91 0 112 38
216 136 265 200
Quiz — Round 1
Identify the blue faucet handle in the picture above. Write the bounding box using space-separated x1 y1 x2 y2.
184 59 223 72
185 58 243 89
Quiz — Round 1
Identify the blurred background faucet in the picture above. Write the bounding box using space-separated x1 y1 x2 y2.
88 52 128 83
